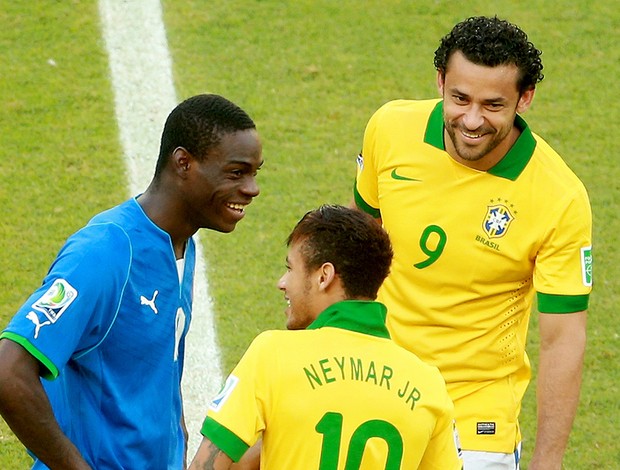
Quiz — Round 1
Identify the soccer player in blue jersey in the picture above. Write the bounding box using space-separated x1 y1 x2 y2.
0 94 263 469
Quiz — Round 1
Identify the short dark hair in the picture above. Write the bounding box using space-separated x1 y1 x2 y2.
434 16 544 94
287 205 393 300
154 94 255 177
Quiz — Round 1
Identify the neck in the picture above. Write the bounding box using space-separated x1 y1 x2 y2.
137 188 194 258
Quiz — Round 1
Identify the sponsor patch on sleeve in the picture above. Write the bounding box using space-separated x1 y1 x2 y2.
580 246 593 287
32 279 78 322
356 153 364 172
27 279 78 339
209 375 239 412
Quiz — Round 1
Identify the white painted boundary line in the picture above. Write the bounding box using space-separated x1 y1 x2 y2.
98 0 222 457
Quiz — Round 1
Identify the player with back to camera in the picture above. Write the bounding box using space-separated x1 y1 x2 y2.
353 15 592 470
0 94 263 469
188 204 462 470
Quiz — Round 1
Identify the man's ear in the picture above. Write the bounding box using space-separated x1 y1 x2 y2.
317 262 337 292
171 147 191 177
517 87 536 114
437 71 446 96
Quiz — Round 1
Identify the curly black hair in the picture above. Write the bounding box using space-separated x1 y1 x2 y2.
154 94 255 177
434 16 544 94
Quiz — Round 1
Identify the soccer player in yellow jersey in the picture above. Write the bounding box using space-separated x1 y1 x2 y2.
353 16 592 470
189 205 462 470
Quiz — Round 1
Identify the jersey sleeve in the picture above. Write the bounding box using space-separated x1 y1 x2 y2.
354 103 388 218
201 331 274 461
418 387 463 470
0 223 132 379
534 185 593 313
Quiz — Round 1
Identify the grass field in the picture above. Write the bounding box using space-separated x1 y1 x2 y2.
1 1 618 468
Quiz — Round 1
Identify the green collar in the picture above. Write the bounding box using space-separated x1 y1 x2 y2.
424 100 536 181
307 300 390 339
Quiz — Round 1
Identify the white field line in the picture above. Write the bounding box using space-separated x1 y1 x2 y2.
98 0 222 456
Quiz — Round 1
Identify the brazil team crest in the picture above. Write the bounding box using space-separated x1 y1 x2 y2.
482 204 515 238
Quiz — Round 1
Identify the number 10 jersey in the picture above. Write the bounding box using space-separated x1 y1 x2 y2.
201 301 461 469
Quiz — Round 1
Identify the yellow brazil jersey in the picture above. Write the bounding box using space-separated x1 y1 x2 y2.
201 301 462 470
354 99 592 453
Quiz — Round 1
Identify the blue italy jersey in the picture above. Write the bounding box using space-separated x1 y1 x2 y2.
1 198 195 469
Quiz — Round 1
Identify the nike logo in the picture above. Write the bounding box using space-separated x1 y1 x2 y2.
140 290 159 314
391 169 421 181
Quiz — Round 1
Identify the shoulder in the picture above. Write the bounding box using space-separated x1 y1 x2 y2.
528 132 590 202
67 221 131 254
371 98 439 119
366 99 440 138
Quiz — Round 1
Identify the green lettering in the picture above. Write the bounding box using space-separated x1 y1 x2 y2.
379 365 393 390
406 387 421 410
334 356 346 379
365 361 377 384
350 357 363 381
304 365 322 390
319 358 335 384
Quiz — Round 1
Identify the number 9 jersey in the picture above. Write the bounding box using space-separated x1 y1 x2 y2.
354 99 592 452
200 301 462 469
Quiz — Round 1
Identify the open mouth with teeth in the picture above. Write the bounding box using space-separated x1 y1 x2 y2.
462 131 483 139
226 203 247 214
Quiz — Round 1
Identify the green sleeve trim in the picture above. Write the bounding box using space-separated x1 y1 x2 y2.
0 332 58 380
353 181 381 219
537 293 589 313
200 416 250 462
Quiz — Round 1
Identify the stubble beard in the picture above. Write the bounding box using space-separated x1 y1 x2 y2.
445 121 510 163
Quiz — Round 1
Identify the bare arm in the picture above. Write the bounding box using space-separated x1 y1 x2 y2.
0 339 92 469
231 439 261 470
188 437 233 470
529 310 586 470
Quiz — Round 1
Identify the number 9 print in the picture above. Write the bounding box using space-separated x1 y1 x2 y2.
414 225 447 269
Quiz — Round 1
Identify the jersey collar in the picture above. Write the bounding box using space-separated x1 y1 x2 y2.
424 100 536 181
307 300 390 339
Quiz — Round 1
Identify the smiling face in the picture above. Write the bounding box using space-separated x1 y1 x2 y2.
184 128 263 233
438 51 535 170
277 241 322 330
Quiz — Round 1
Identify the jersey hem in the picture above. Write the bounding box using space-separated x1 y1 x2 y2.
353 182 381 218
536 293 589 313
201 416 250 462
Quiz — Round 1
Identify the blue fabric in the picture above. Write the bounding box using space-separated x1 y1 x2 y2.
2 198 195 469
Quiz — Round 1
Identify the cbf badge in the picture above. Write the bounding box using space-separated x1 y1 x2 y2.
483 204 515 238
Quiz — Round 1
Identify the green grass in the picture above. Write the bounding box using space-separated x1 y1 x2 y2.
1 0 618 468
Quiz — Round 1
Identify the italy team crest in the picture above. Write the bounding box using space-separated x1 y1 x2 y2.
483 204 515 238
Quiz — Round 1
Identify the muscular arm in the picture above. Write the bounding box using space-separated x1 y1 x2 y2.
0 339 92 469
529 310 586 470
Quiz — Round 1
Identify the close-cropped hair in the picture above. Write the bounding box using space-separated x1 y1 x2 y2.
434 15 544 94
287 205 393 299
154 94 255 177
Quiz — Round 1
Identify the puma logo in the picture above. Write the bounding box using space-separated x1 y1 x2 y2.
27 311 51 339
140 290 159 314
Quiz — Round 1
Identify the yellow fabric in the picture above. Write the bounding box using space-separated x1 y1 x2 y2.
355 99 592 452
206 324 461 469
